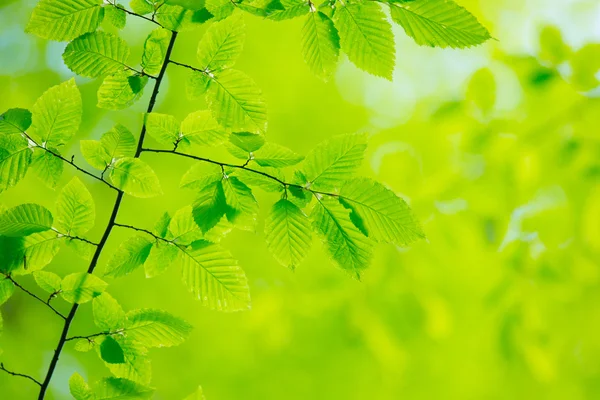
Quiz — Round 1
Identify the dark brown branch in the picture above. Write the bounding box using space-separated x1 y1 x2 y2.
3 276 66 320
0 363 42 387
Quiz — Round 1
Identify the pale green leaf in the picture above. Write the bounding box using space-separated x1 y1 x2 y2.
169 206 232 245
539 26 570 65
0 203 53 237
104 335 151 384
197 14 245 71
33 270 62 294
131 0 154 15
106 4 127 29
0 108 32 135
178 240 251 311
31 148 63 188
180 110 227 147
81 140 111 170
98 71 148 110
101 335 126 364
265 199 312 269
142 28 171 75
12 231 63 274
144 242 178 278
109 157 163 198
26 0 104 42
206 69 267 133
65 237 96 262
301 11 340 81
466 68 496 114
389 0 491 49
253 143 304 168
124 309 192 347
192 179 228 233
339 178 425 246
311 197 373 279
153 212 172 238
0 134 33 193
69 372 94 400
63 31 130 78
0 279 15 306
180 163 223 191
93 292 126 330
230 167 284 193
55 176 95 236
94 377 154 399
61 272 108 304
222 176 259 230
229 131 265 152
74 339 97 352
101 124 137 159
104 235 153 278
154 4 196 31
30 78 82 147
145 113 180 145
186 71 210 100
268 0 310 21
301 133 367 190
334 2 395 79
205 0 235 21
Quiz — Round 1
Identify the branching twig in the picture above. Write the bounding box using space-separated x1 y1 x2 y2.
65 331 114 342
0 363 42 387
3 276 66 320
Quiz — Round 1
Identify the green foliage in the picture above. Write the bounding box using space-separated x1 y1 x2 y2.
109 158 163 198
33 271 62 294
98 71 149 110
25 0 104 41
55 177 96 236
60 272 108 303
63 31 131 78
301 11 340 81
142 28 171 75
104 235 153 277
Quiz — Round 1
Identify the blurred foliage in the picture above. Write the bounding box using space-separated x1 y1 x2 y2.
0 0 599 399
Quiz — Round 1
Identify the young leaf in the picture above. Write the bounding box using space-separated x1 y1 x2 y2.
265 199 312 269
93 292 126 331
178 240 251 311
230 167 284 193
197 14 245 71
145 113 180 145
268 0 310 21
187 71 210 100
30 78 82 147
15 231 63 273
253 143 304 168
154 4 195 31
142 28 172 75
31 147 64 188
205 0 235 21
33 270 62 294
61 272 108 304
80 140 111 170
104 336 151 384
311 197 373 279
0 279 15 306
301 133 367 190
69 372 94 400
0 134 32 193
109 157 163 198
192 179 228 233
389 0 491 49
180 110 228 147
63 31 131 78
229 131 265 152
0 108 32 135
339 178 425 246
104 235 153 278
144 242 179 278
94 377 154 399
0 203 53 237
74 339 97 352
25 0 104 42
170 206 224 245
301 11 340 81
124 309 192 347
222 177 259 230
206 69 267 133
98 71 148 110
55 176 96 236
100 335 126 364
101 124 137 159
334 2 395 80
180 163 224 191
131 0 154 15
105 4 127 29
153 212 172 238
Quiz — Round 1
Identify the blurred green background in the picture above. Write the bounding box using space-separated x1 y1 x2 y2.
1 0 600 398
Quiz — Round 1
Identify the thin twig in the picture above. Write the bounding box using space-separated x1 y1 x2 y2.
65 331 113 342
3 276 66 320
111 3 166 28
0 363 42 387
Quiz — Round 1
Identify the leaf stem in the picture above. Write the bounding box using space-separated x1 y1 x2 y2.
0 363 42 387
3 275 66 320
36 31 180 400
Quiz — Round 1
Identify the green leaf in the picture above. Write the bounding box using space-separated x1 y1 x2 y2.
69 372 94 400
30 78 82 147
101 124 137 159
13 231 63 273
131 0 154 15
166 0 205 10
75 339 97 352
0 236 25 274
253 143 304 168
144 242 179 278
187 71 210 100
65 238 96 262
63 31 130 78
153 212 172 238
61 272 108 304
466 68 496 114
145 113 180 145
0 279 15 306
31 148 63 188
55 176 95 236
0 108 32 135
178 240 251 311
0 203 53 237
222 177 259 230
25 0 104 42
33 270 62 294
229 131 265 152
206 69 267 133
539 26 570 66
0 134 32 193
231 167 284 193
109 157 163 198
170 206 230 245
265 199 312 269
339 178 425 246
104 235 153 278
180 110 227 147
98 71 148 110
197 14 245 71
205 0 235 21
389 0 491 49
154 4 196 31
571 44 600 91
93 292 126 330
104 336 151 384
268 0 310 21
180 163 224 191
124 309 192 347
301 133 367 190
142 28 172 75
94 377 154 399
192 179 228 233
81 140 111 170
106 4 127 29
311 197 373 279
101 335 126 364
301 11 340 81
334 2 395 79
